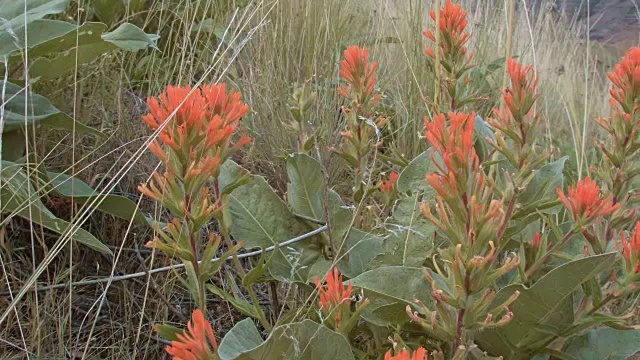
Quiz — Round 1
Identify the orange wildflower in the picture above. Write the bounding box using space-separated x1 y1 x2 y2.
337 45 380 114
380 171 399 193
489 59 539 137
315 267 353 311
556 177 619 223
607 47 640 113
384 347 428 360
423 0 472 72
621 221 640 274
532 232 542 248
165 309 218 360
141 83 251 177
424 112 477 198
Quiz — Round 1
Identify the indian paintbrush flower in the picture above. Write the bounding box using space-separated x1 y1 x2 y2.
621 221 640 274
556 176 619 226
423 0 472 77
164 309 218 360
314 267 368 333
384 347 428 360
380 171 399 193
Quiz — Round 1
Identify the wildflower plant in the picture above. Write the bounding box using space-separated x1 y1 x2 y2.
136 1 640 359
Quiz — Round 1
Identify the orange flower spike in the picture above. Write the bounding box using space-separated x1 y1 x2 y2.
338 45 380 108
556 177 619 223
424 0 472 64
315 267 353 311
505 58 539 117
621 222 640 274
165 309 218 360
608 47 640 110
532 232 542 248
380 171 400 193
384 347 428 360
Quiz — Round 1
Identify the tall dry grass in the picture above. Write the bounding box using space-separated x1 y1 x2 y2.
0 0 635 358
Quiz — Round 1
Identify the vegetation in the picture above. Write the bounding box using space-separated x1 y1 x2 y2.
1 0 639 359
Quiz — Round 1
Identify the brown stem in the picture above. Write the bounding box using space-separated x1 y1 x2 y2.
453 308 466 352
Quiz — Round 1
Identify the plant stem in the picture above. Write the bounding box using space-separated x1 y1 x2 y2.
220 219 272 331
433 0 442 110
525 230 575 278
586 293 617 315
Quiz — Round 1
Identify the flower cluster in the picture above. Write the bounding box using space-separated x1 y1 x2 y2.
621 222 640 276
314 267 368 333
384 347 428 360
556 176 619 227
165 309 218 360
334 46 385 192
423 0 472 78
594 47 640 200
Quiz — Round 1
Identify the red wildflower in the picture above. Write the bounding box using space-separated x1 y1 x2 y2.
315 267 353 311
141 83 251 185
608 47 640 112
337 46 380 113
556 177 619 223
621 221 640 273
165 309 218 360
424 112 477 198
423 0 472 70
384 347 428 360
380 171 399 193
532 232 542 248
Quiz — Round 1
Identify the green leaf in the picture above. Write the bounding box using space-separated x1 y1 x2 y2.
371 193 436 269
0 0 70 57
1 161 111 254
88 0 125 24
207 285 260 319
153 323 184 342
396 150 435 195
2 129 25 161
518 157 568 207
337 229 382 278
286 153 325 221
0 19 75 58
224 167 323 282
46 171 148 225
234 320 355 360
350 266 432 304
28 22 116 80
476 253 616 358
102 23 159 51
1 81 104 137
563 328 640 360
218 318 264 360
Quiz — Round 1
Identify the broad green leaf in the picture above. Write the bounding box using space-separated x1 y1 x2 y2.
371 194 435 268
88 0 125 24
153 323 183 342
0 0 69 55
225 170 323 282
1 161 111 254
286 153 324 221
218 318 264 360
518 157 567 208
102 23 159 51
563 328 640 360
235 320 354 360
476 253 616 358
46 171 148 225
337 229 382 278
28 22 115 80
396 150 435 195
1 81 104 137
0 19 75 57
350 266 432 304
2 129 25 161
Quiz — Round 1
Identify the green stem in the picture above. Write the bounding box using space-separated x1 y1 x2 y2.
220 219 272 331
525 230 575 278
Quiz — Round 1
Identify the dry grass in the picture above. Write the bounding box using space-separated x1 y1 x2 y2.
0 0 637 358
